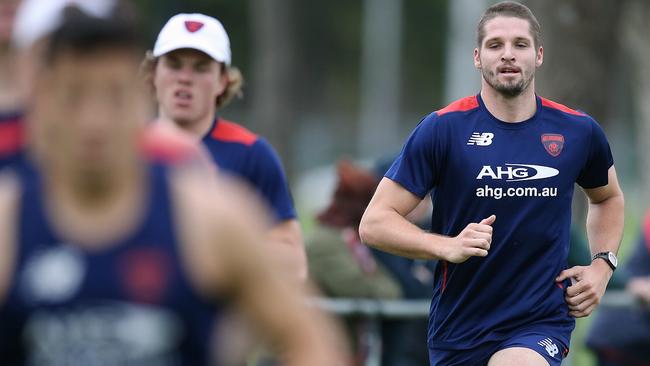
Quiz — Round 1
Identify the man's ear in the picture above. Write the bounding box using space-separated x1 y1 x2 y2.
536 46 544 68
216 68 228 95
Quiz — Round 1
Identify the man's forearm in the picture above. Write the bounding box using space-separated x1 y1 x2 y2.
359 208 445 260
268 219 307 280
586 194 624 255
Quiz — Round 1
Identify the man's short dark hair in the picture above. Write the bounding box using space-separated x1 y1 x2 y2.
45 6 141 64
476 1 542 48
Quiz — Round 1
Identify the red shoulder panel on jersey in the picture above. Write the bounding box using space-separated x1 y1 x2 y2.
540 97 586 117
0 120 23 155
210 119 258 146
436 96 479 116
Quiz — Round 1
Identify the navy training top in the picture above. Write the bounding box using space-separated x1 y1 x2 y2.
202 118 296 222
386 94 613 351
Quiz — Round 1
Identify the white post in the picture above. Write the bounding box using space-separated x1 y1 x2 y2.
358 0 403 159
444 0 489 103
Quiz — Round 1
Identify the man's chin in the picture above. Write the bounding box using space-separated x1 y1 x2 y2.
496 87 524 98
170 114 198 127
493 80 526 98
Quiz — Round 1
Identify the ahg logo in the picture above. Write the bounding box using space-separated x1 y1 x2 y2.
476 164 559 182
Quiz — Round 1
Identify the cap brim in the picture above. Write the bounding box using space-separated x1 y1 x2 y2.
153 43 230 65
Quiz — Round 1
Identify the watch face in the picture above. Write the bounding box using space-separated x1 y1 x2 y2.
608 252 618 267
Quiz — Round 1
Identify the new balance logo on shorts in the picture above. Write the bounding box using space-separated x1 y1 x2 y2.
467 132 494 146
538 338 559 357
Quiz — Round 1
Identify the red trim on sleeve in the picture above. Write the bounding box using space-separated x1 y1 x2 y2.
540 97 586 116
210 119 258 146
436 96 479 116
0 120 23 155
441 261 448 292
139 124 205 164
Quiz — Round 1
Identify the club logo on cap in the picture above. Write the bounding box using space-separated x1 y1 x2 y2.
541 134 564 157
184 21 204 33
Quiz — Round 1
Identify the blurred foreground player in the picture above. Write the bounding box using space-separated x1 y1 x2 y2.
8 0 213 174
0 0 22 168
0 10 345 366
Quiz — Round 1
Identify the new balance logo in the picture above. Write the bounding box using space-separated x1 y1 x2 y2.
538 338 559 357
467 132 494 146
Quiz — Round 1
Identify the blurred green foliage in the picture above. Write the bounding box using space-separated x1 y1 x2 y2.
133 0 448 130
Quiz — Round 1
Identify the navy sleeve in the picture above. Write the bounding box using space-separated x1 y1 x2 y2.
385 113 445 198
247 138 297 221
577 119 614 189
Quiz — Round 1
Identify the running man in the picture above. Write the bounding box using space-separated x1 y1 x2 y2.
360 2 624 365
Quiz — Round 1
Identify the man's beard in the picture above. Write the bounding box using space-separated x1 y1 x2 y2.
483 69 533 98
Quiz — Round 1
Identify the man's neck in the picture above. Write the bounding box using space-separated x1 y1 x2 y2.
159 109 216 139
43 158 148 248
0 49 21 111
480 83 537 123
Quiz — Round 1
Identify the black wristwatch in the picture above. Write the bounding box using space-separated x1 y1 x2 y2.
592 251 617 271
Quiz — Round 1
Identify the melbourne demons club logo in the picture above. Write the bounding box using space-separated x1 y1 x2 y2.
184 21 204 33
541 134 564 157
119 247 170 304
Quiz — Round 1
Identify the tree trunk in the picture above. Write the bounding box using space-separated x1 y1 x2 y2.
522 0 627 224
621 0 650 206
444 0 487 102
249 0 295 176
523 0 625 124
357 0 403 159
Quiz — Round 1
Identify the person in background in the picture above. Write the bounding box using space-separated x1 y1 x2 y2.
142 13 306 280
308 160 403 300
0 8 346 365
308 159 432 366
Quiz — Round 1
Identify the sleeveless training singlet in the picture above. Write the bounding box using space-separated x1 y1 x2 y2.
0 162 220 365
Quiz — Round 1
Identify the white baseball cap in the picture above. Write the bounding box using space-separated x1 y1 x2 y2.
153 13 231 66
12 0 116 49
